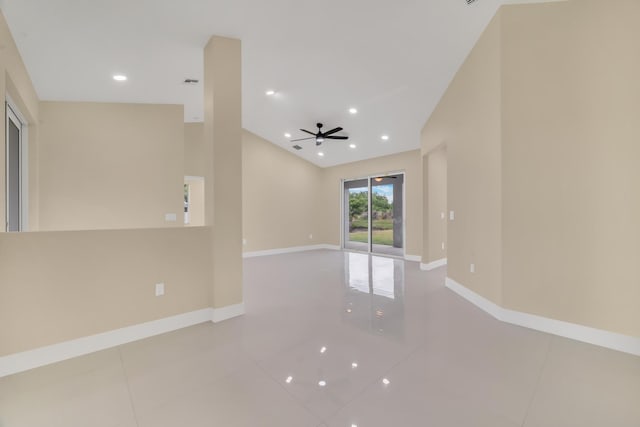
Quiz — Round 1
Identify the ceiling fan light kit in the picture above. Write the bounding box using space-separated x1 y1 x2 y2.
291 122 349 149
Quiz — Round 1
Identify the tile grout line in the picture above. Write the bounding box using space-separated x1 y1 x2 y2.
117 347 141 427
247 331 431 425
520 335 554 427
246 347 325 425
325 339 429 420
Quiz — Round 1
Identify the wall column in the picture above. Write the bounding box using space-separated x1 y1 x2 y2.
203 36 243 311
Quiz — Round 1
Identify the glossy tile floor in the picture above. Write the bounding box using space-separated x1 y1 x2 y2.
343 241 404 257
1 250 639 427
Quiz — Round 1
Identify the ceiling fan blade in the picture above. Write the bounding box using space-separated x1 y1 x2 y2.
325 135 349 140
300 129 316 136
323 127 343 136
290 137 315 142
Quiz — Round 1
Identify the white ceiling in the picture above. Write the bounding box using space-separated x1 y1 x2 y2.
1 0 554 167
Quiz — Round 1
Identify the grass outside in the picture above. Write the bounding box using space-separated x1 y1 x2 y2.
349 229 393 246
350 218 393 230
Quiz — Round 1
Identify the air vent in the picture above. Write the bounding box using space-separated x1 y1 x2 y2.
292 145 303 150
183 78 199 84
466 0 478 4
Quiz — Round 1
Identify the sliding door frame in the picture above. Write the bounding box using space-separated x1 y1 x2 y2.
340 170 406 258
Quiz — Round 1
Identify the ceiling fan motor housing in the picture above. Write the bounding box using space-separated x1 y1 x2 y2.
291 122 348 148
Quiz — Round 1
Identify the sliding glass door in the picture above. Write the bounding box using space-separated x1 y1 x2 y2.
343 174 404 256
344 178 369 252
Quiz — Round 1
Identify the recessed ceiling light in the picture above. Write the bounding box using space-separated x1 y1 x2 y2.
320 346 327 353
265 90 276 96
284 133 291 138
349 107 358 114
318 152 325 157
285 376 293 384
318 380 327 387
113 74 127 82
382 378 390 385
381 135 390 141
352 424 358 427
349 144 356 149
351 362 358 368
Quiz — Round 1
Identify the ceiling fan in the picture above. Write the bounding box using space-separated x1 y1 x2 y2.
291 123 348 147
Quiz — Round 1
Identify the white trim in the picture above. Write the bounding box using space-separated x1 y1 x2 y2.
420 258 448 271
6 94 29 124
243 244 340 258
445 277 640 357
0 303 248 378
20 125 29 231
211 302 245 323
404 254 421 262
5 94 29 231
0 308 214 377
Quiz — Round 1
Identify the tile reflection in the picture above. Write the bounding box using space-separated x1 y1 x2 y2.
343 252 405 339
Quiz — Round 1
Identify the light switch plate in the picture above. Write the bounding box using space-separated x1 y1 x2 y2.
470 264 475 273
449 211 455 221
155 283 165 296
165 213 177 222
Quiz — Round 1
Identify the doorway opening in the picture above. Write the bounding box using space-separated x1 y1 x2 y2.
184 176 205 226
342 173 405 257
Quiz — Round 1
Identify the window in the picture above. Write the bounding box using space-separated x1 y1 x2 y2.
6 100 26 232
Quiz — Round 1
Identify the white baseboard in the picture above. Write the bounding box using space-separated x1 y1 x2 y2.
421 258 448 271
0 304 245 378
404 254 422 262
212 302 245 323
243 244 340 258
445 277 640 357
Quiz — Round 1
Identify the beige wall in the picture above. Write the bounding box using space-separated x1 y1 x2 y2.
0 16 248 357
187 127 421 255
242 130 323 252
0 11 40 232
38 102 185 231
0 227 212 356
421 11 503 304
184 122 206 177
423 147 447 264
421 0 640 337
203 36 243 309
501 0 640 336
319 150 422 257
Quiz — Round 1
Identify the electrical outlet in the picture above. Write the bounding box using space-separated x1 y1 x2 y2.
155 283 165 296
164 213 177 222
470 264 475 273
